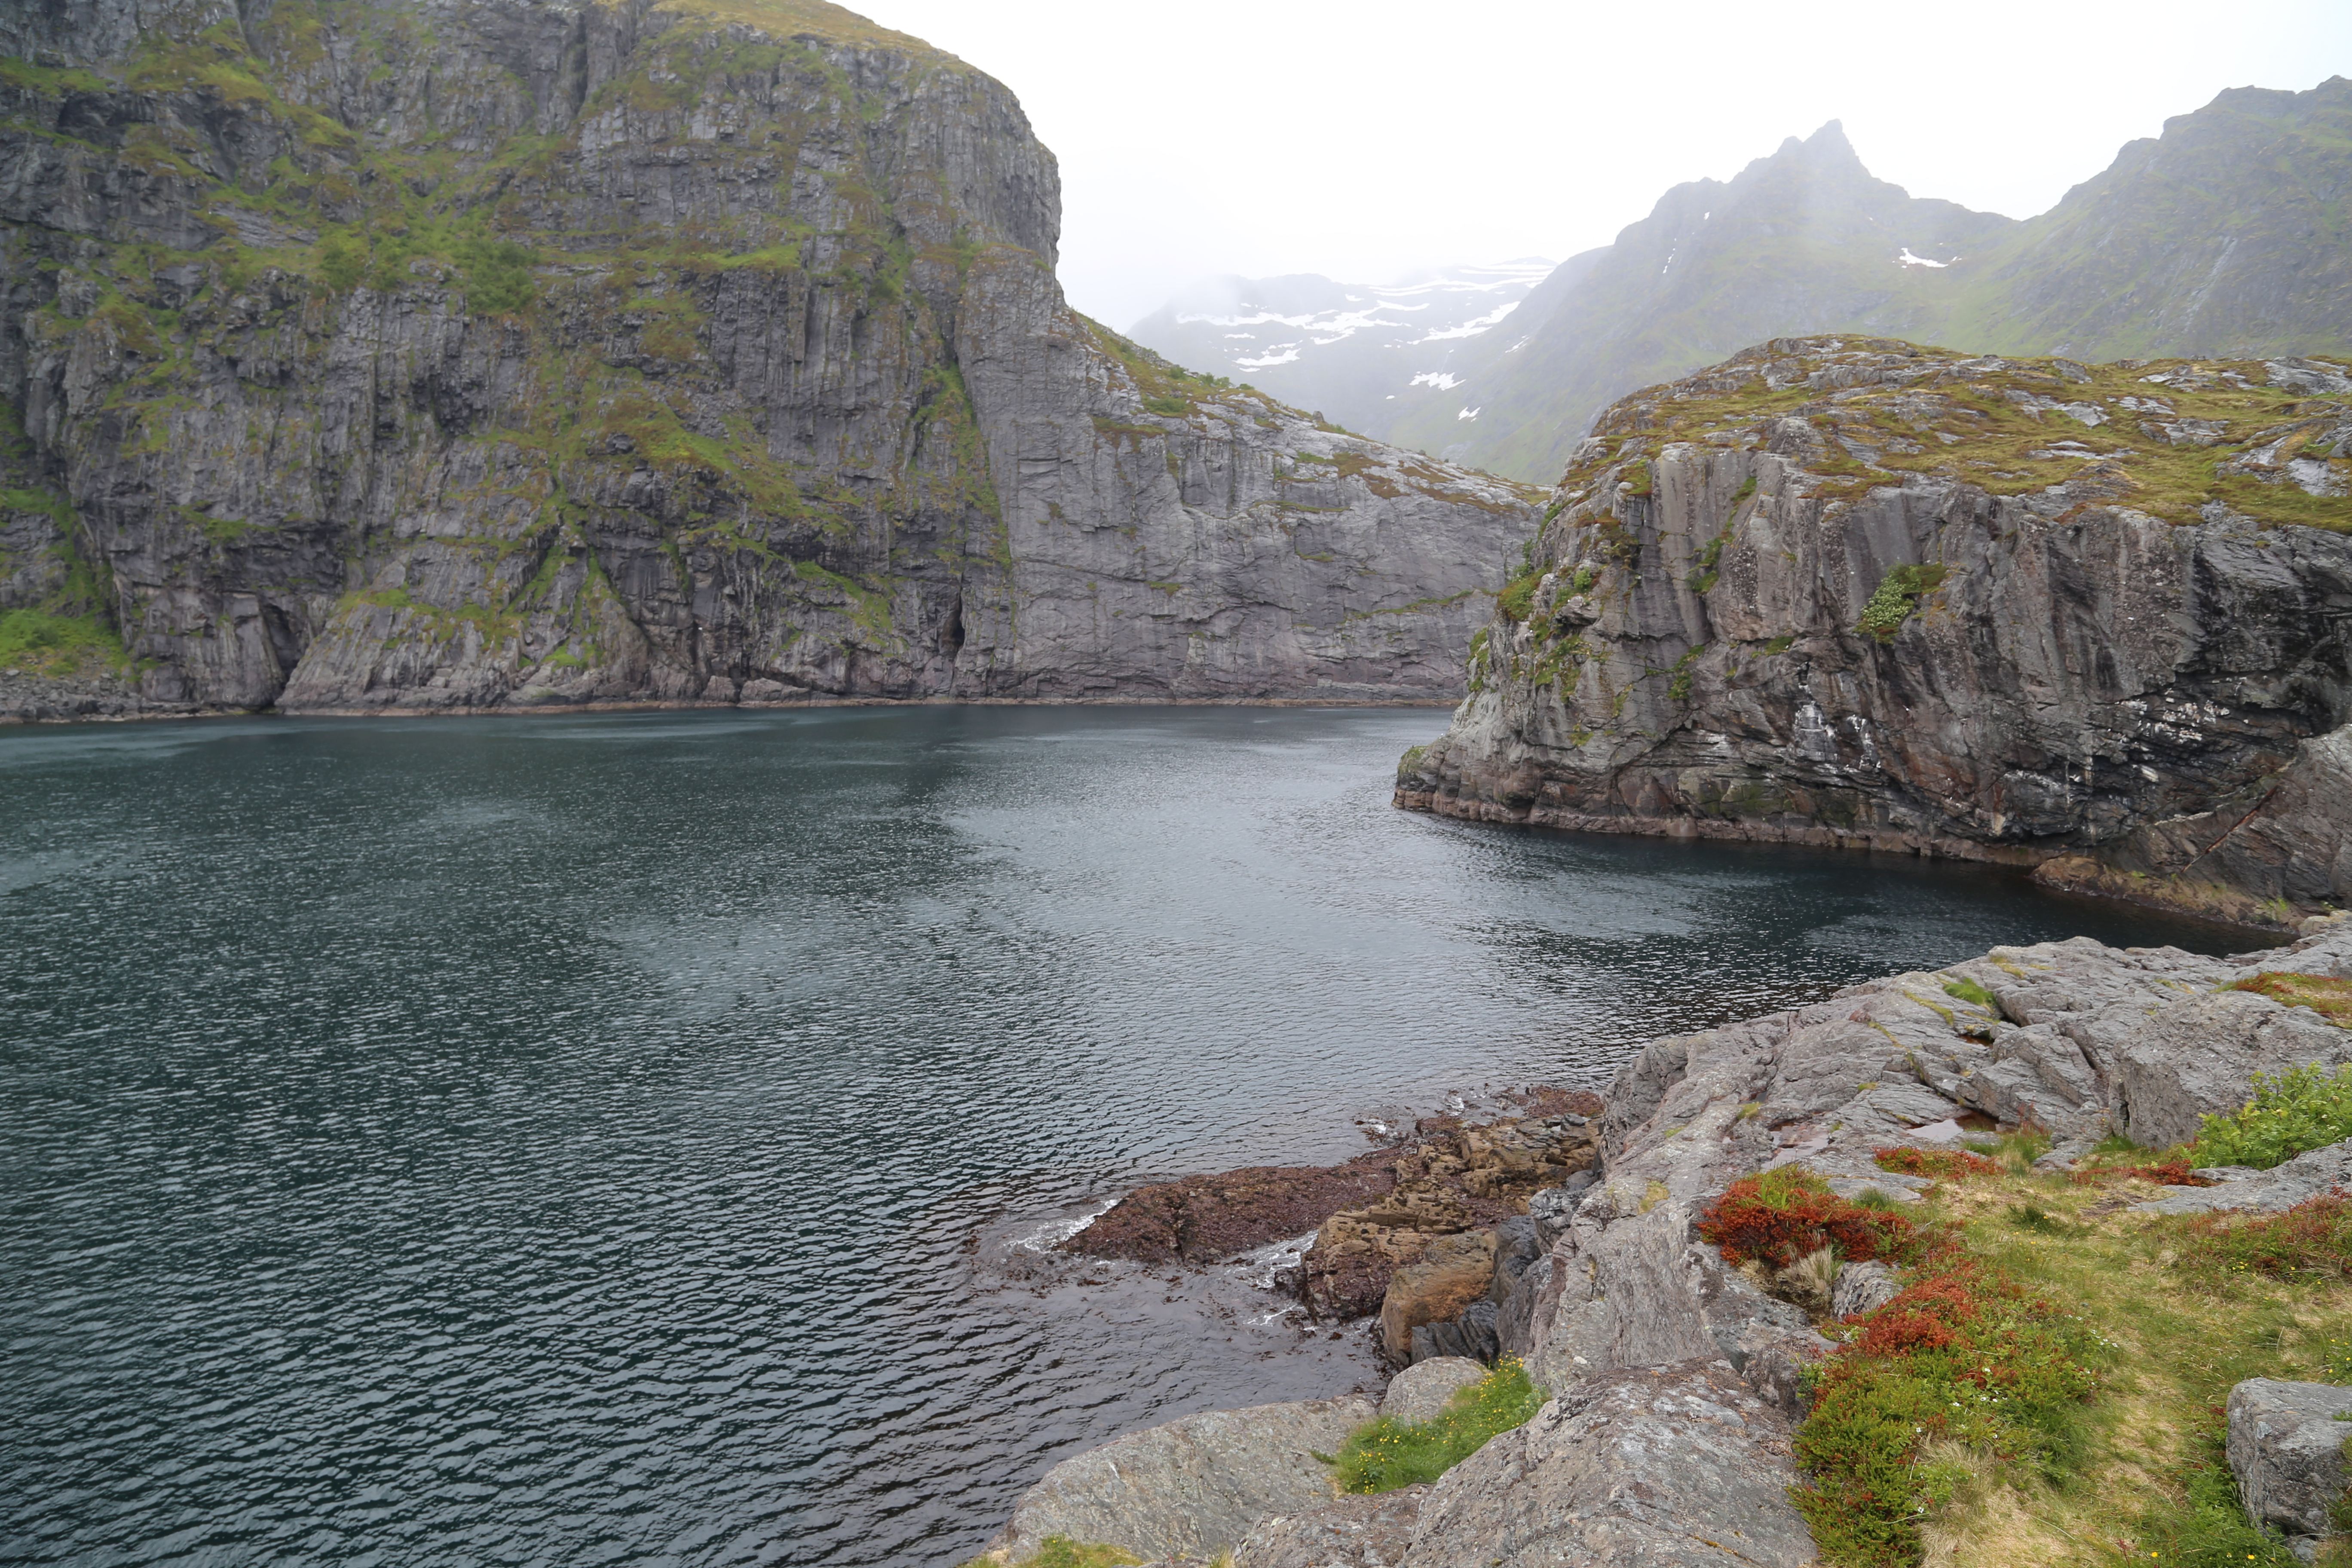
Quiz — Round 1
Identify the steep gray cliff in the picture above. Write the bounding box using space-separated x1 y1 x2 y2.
1397 336 2352 926
0 0 1534 720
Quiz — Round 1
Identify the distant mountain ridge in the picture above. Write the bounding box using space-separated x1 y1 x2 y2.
1124 260 1553 436
1136 77 2352 483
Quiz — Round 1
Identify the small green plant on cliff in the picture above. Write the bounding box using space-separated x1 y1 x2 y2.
1495 567 1546 623
1856 564 1948 640
1329 1358 1545 1494
2191 1057 2352 1170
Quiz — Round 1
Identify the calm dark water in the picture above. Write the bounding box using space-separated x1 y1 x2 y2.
0 707 2243 1566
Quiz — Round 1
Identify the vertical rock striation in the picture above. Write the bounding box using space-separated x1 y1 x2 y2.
0 0 1534 719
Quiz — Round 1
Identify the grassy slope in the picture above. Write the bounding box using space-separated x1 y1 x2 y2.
1945 79 2352 364
1892 1161 2352 1566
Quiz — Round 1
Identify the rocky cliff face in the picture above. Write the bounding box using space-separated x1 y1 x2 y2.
1398 336 2352 925
0 0 1534 720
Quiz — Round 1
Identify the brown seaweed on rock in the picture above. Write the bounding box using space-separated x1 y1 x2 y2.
1062 1089 1604 1322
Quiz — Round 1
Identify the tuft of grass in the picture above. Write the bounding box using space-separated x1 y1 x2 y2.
1331 1358 1546 1494
1959 1129 2054 1174
1942 977 1998 1011
2191 1059 2352 1170
2127 1430 2300 1565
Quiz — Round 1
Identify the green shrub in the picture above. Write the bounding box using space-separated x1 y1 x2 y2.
455 233 539 315
0 606 123 676
2193 1061 2352 1170
1856 564 1948 640
1495 568 1545 624
1331 1358 1545 1494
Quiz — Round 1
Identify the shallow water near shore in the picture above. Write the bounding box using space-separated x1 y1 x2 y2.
0 705 2248 1567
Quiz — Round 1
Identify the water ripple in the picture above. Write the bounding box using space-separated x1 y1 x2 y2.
0 707 2243 1566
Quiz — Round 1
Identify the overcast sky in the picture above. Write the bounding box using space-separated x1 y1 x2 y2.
861 0 2352 332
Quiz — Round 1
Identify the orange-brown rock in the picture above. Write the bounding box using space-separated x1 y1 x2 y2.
1380 1230 1498 1360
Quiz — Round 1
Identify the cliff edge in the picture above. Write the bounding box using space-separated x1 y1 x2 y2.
1397 336 2352 926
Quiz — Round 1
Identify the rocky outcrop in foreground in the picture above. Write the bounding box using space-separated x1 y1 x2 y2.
1398 337 2352 926
0 0 1535 722
979 918 2352 1566
2230 1378 2352 1560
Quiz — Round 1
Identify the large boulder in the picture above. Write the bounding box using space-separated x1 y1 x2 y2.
984 1396 1377 1564
2112 990 2352 1148
2227 1378 2352 1558
1379 1358 1489 1426
1233 1486 1426 1568
1398 1359 1818 1567
1380 1230 1497 1360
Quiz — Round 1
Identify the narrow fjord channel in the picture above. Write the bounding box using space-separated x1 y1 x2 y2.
0 707 2241 1567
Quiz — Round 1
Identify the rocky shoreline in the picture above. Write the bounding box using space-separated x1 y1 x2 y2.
971 914 2352 1567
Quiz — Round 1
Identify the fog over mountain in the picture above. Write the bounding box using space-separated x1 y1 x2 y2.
1124 262 1553 436
1134 79 2352 482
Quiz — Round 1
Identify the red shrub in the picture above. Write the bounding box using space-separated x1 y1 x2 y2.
1696 1167 1925 1269
1855 1309 1957 1356
1874 1146 2000 1179
2070 1158 2216 1188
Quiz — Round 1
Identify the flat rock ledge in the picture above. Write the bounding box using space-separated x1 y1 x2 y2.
1401 1359 1813 1568
980 1396 1376 1565
1235 1486 1427 1568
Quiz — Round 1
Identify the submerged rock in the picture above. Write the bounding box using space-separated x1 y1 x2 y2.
1064 1158 1401 1266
